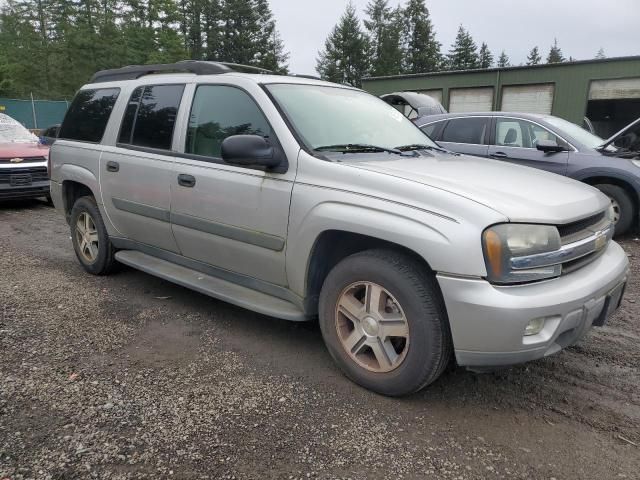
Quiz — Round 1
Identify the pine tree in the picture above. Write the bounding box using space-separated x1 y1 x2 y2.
497 50 510 67
401 0 441 73
527 46 541 65
595 47 606 59
446 25 478 70
316 3 369 87
254 0 289 72
547 38 565 63
478 42 493 69
363 0 402 76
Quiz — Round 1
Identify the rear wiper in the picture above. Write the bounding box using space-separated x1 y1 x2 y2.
395 143 451 154
314 143 407 155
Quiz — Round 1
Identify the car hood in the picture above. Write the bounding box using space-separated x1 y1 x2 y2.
599 117 640 153
343 152 609 224
0 142 49 159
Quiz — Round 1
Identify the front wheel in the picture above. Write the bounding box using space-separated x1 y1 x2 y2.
595 184 635 236
69 196 118 275
319 249 452 397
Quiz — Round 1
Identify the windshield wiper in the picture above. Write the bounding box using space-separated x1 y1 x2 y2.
394 143 450 154
314 143 407 155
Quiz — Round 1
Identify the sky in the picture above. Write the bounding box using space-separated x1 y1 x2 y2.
269 0 640 75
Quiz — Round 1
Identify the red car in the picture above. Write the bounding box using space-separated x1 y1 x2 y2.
0 114 50 200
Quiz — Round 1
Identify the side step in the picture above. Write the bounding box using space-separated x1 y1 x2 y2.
114 250 306 321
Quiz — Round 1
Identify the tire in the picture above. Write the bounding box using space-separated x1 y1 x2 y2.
69 195 118 275
594 184 635 236
318 249 452 397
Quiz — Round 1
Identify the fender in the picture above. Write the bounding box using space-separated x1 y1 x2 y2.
286 200 492 298
572 167 640 196
59 163 100 201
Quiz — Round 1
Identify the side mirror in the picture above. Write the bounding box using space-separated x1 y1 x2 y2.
536 139 567 153
221 135 281 169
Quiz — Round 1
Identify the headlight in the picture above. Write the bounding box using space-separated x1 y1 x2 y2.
631 159 640 169
605 204 616 223
482 224 561 284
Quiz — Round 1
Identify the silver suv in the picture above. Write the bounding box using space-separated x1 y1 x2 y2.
50 61 629 396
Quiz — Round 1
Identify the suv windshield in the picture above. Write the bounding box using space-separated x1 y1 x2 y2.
266 84 438 153
0 114 38 143
544 116 608 150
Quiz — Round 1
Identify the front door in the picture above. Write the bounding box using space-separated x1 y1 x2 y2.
169 84 294 286
437 116 491 158
489 117 569 175
100 83 185 252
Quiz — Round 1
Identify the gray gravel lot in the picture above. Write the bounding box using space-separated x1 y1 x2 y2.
1 200 639 479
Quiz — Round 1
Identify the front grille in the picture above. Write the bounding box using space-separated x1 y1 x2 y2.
0 156 47 164
557 210 612 275
558 212 605 241
0 166 48 184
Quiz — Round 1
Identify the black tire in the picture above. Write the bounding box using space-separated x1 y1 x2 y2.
318 249 452 397
69 195 118 275
594 184 635 236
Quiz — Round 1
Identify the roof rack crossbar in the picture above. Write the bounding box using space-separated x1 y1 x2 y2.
89 60 247 83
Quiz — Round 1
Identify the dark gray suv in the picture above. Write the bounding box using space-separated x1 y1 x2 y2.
417 112 640 235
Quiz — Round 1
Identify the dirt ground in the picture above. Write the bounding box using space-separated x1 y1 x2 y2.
1 200 639 480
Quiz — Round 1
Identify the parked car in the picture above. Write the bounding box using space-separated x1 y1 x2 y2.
0 113 50 200
416 112 640 235
381 91 447 119
50 61 628 396
40 124 60 145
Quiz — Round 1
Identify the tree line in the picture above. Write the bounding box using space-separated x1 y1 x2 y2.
0 0 288 98
318 0 605 87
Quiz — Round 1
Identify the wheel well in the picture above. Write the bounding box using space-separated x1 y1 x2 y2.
583 176 639 211
62 181 95 220
304 230 436 315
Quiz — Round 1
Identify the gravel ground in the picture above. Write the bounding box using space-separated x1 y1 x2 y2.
1 200 639 480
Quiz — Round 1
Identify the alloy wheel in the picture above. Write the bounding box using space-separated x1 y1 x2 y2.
75 212 99 263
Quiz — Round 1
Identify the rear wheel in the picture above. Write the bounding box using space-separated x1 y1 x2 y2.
319 249 452 397
595 184 635 236
70 196 118 275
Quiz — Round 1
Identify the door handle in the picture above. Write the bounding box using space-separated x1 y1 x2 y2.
177 174 196 188
490 152 508 159
106 161 119 172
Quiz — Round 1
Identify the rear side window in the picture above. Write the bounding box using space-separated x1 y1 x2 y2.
58 88 120 143
185 85 272 159
440 117 489 145
421 121 445 140
118 84 185 150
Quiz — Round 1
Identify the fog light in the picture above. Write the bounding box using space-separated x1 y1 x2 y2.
524 317 546 336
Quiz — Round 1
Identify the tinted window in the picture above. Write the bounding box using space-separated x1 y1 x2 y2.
440 117 489 144
421 121 445 140
119 84 184 150
186 85 272 158
59 88 120 143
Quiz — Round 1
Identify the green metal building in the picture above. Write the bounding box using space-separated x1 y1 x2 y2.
362 55 640 138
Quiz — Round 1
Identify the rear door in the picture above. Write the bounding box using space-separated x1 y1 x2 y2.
100 83 185 252
488 117 569 175
436 116 491 157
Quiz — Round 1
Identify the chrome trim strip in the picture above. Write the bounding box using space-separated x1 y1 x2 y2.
511 225 613 270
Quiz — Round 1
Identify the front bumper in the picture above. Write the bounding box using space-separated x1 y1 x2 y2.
437 241 629 367
0 180 50 199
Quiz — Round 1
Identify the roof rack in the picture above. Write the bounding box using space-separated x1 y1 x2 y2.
90 60 273 83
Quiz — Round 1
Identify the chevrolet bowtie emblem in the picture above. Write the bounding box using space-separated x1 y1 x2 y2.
10 157 24 163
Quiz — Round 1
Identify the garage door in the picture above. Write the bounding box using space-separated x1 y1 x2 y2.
449 88 494 113
414 89 443 104
589 78 640 100
501 84 554 114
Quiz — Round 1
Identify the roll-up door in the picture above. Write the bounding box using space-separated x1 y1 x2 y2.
449 87 494 113
589 78 640 100
501 84 554 114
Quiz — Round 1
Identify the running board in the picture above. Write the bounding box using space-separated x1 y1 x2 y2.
114 250 306 321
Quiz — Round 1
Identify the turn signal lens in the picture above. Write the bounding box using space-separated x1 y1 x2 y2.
483 229 503 278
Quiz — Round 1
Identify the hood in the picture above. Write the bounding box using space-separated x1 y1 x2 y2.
343 152 609 224
599 117 640 153
0 142 49 160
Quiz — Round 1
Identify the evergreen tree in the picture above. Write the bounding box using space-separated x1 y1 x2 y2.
478 42 493 68
446 25 478 70
527 46 541 65
316 3 369 87
254 0 289 72
547 38 565 63
363 0 402 76
497 50 510 67
595 47 606 59
401 0 441 73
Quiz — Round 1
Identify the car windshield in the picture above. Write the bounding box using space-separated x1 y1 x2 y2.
266 83 438 154
0 114 38 143
544 116 608 150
